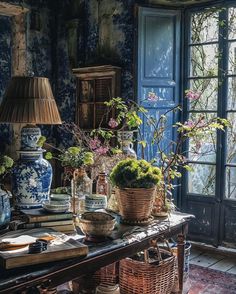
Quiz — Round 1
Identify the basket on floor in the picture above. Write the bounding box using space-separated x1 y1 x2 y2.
94 262 119 286
72 262 118 293
119 241 175 294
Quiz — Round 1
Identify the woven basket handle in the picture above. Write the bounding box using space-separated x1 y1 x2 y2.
144 239 173 264
144 239 162 264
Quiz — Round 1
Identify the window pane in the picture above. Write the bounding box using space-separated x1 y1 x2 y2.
188 163 216 195
187 112 217 162
190 45 218 77
190 10 219 44
227 77 236 110
145 15 174 78
228 7 236 40
228 42 236 75
226 112 236 164
189 78 218 110
189 134 216 162
225 167 236 200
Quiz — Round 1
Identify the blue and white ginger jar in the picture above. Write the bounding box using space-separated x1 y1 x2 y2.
0 188 11 228
12 151 52 209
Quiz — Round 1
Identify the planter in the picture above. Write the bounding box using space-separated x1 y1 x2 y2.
116 186 156 223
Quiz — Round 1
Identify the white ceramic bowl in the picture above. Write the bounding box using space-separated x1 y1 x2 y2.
50 193 71 202
42 201 70 213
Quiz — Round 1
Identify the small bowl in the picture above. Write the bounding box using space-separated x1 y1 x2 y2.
42 200 70 213
79 212 116 238
85 194 107 211
50 194 71 202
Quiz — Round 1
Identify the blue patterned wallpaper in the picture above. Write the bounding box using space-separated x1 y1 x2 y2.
0 16 12 151
0 0 143 149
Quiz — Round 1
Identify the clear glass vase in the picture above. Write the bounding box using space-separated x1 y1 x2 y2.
71 168 92 216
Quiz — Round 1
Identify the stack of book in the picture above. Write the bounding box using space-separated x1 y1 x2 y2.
13 209 76 234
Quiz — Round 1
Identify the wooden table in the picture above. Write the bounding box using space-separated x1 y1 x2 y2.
0 212 194 294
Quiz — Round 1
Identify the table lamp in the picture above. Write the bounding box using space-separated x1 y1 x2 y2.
0 76 62 209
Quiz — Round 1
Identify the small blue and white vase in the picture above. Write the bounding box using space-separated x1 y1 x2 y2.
20 126 42 151
0 188 11 229
117 130 137 158
12 151 52 209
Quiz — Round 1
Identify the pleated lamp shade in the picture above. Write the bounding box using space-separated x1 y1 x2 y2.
0 76 62 124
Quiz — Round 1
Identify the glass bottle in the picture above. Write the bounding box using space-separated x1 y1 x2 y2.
96 171 109 196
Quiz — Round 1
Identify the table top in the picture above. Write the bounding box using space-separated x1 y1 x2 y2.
0 212 194 293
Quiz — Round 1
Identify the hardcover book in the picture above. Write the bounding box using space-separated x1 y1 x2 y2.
0 228 88 269
20 209 73 223
17 220 74 229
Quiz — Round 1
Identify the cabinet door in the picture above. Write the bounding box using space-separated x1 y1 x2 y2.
74 66 121 129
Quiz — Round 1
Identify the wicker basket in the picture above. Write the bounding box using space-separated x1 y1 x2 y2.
119 244 175 294
117 187 156 221
72 262 118 293
94 262 119 286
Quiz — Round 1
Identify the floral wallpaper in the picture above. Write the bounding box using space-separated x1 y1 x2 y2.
0 15 12 151
1 0 209 150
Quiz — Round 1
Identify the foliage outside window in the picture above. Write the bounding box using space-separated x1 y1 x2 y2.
185 5 236 199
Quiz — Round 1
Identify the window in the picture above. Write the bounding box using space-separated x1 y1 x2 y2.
184 4 236 200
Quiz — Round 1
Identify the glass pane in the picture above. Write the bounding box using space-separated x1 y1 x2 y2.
79 80 94 102
187 112 217 162
95 78 112 102
190 44 218 77
188 163 216 195
145 15 174 78
225 167 236 200
78 104 94 129
228 42 236 75
189 78 218 110
227 77 236 110
95 104 109 128
226 113 236 164
190 10 218 44
228 7 236 40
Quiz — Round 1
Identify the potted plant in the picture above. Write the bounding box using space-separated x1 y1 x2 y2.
0 154 14 229
110 158 162 223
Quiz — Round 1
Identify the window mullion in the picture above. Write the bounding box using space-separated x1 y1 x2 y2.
216 8 228 202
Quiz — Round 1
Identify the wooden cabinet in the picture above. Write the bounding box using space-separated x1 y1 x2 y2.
73 65 121 129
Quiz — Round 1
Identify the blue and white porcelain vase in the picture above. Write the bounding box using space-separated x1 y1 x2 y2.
117 130 137 158
0 188 11 229
12 151 52 209
12 125 52 209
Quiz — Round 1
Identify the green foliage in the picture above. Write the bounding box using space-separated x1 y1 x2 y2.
104 97 143 130
110 159 162 189
37 136 46 148
46 147 94 169
0 155 14 182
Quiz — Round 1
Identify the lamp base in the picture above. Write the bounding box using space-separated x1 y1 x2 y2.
12 151 52 209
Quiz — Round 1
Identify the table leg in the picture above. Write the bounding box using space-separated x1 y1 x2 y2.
177 233 185 294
